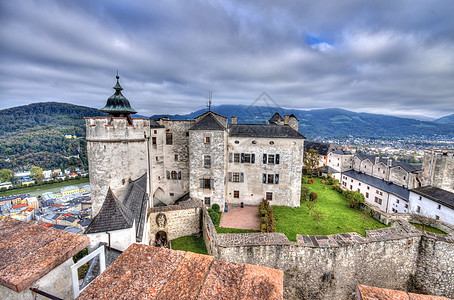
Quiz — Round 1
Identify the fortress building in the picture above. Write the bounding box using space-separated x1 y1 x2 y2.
86 75 305 218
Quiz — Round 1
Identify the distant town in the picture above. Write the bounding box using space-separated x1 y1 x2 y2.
0 167 91 234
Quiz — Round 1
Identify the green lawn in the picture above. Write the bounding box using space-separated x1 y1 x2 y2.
0 178 90 197
215 226 259 234
273 177 388 241
410 222 446 235
171 235 208 255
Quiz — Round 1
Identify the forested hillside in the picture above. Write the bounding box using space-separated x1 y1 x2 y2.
0 102 103 171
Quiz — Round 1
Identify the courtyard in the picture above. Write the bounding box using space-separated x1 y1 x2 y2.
218 204 260 231
273 177 388 241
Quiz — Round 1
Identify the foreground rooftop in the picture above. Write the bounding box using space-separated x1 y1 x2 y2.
0 218 89 293
77 243 283 299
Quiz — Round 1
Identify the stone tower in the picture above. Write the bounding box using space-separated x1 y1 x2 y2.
422 149 454 193
85 75 151 215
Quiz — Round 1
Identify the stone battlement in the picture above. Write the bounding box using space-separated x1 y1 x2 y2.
85 117 150 141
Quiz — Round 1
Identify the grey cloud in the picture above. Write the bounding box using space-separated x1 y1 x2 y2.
0 0 453 118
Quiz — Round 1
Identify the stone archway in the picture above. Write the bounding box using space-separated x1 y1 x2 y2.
155 231 168 248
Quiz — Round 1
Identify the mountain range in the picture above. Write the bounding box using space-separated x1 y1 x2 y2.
0 102 453 171
150 105 454 139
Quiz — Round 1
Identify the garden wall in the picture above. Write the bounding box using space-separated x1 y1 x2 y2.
201 204 454 299
149 199 202 242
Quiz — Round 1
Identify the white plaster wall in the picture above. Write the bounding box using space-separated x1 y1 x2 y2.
86 227 136 252
342 174 390 212
189 130 227 209
226 136 303 207
409 191 454 225
150 120 194 204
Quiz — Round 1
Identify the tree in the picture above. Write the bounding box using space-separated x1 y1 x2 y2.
0 169 13 182
312 209 324 228
303 149 319 177
30 166 44 184
309 192 318 202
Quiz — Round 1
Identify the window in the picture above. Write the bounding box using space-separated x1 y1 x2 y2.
366 192 369 198
396 199 400 204
186 132 189 136
266 192 273 201
152 137 157 145
170 193 174 196
357 189 360 193
234 191 239 198
171 171 177 180
378 168 380 171
263 173 279 184
228 172 244 183
403 176 406 180
234 153 240 163
351 179 353 183
374 197 382 205
154 130 157 134
392 208 397 213
436 215 440 220
405 204 408 208
359 183 361 186
156 156 159 161
244 154 251 163
200 178 213 189
350 185 352 190
367 186 370 190
204 197 211 206
166 133 173 145
205 136 210 143
383 171 385 174
263 153 279 164
203 155 211 168
419 196 422 200
174 154 178 161
437 204 441 210
417 206 421 213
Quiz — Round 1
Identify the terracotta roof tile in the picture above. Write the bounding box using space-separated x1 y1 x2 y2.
237 264 283 300
0 218 89 293
77 244 284 300
357 285 450 300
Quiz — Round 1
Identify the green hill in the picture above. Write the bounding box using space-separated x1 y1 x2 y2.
0 102 103 171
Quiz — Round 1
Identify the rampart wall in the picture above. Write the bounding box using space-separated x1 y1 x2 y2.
201 204 454 299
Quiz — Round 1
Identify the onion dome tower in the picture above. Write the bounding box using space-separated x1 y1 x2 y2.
100 73 137 124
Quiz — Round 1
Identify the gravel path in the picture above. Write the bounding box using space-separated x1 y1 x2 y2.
219 205 260 230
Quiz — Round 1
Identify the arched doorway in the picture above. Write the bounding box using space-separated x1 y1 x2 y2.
155 231 168 248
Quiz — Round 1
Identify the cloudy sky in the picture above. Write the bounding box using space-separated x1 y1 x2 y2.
1 0 453 119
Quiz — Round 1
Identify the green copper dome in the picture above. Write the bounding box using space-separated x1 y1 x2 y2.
100 74 137 115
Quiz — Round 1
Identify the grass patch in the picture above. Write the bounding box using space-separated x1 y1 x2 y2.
171 235 208 255
274 177 388 241
410 223 446 235
0 178 89 197
215 226 259 234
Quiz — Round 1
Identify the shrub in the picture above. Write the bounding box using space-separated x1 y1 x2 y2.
342 190 365 210
211 203 220 212
301 186 310 203
209 211 220 225
302 177 309 184
259 199 276 233
309 192 318 201
320 179 326 185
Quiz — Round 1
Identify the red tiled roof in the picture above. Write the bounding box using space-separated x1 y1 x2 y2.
12 204 28 209
77 243 283 300
52 204 63 207
356 284 450 300
41 223 52 227
0 218 89 293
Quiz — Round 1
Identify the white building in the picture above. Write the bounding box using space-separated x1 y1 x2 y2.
342 170 410 214
409 186 454 225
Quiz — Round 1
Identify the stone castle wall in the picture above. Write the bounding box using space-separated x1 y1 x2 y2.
149 199 202 242
85 117 150 214
201 205 454 299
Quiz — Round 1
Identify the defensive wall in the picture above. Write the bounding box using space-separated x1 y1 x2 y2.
200 203 454 300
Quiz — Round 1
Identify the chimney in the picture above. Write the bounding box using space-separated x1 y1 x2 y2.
375 157 379 165
231 116 237 125
284 115 290 125
387 158 392 167
288 115 299 132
